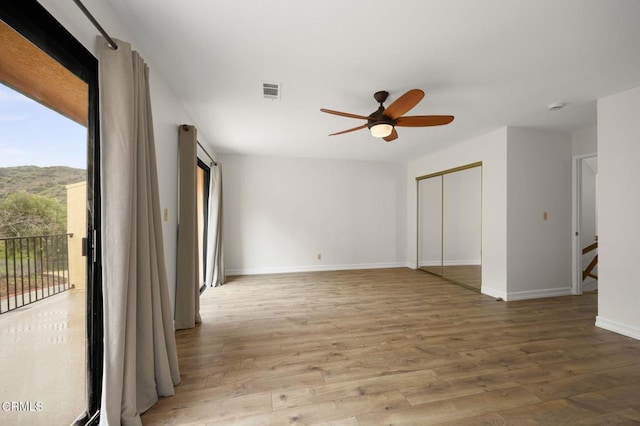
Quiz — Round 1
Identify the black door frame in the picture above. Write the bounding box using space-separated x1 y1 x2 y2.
0 1 103 423
197 158 211 294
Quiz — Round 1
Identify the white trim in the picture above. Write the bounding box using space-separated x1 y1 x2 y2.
226 262 407 276
505 287 572 301
481 286 506 300
418 259 482 266
596 316 640 340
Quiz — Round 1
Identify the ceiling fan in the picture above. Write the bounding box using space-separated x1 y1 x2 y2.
320 89 454 142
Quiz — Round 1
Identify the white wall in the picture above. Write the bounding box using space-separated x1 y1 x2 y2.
505 128 573 299
572 126 597 156
596 85 640 340
408 127 573 301
37 0 215 310
222 154 407 275
408 128 508 299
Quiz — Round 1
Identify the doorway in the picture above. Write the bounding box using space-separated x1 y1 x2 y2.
196 159 211 294
573 154 598 295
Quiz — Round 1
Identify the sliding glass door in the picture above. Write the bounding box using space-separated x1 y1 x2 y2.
196 159 211 293
0 1 102 424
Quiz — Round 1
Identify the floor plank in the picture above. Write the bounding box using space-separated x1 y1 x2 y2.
497 398 601 425
357 386 541 425
141 268 640 425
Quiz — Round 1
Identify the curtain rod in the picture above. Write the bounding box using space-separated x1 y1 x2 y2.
72 0 118 50
197 141 218 166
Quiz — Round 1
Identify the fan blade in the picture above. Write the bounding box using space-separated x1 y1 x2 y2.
383 128 398 142
329 124 368 136
383 89 425 119
396 115 454 127
320 108 371 120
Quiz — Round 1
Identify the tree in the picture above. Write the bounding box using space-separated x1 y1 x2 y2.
0 191 66 237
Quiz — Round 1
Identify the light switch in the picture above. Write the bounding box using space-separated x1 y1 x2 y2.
543 211 548 221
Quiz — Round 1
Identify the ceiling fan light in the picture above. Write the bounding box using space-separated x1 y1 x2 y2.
370 123 393 138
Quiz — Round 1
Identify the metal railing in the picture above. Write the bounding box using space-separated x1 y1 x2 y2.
0 233 72 314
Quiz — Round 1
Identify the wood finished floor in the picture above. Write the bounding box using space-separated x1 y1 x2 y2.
142 268 640 425
419 265 481 291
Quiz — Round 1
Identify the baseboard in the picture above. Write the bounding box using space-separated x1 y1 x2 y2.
418 260 482 266
226 262 407 276
505 287 573 301
481 286 506 300
596 316 640 341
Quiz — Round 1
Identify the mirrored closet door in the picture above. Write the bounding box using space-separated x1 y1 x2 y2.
417 162 482 291
418 174 443 276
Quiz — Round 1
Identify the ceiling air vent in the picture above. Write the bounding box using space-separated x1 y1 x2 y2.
262 82 281 100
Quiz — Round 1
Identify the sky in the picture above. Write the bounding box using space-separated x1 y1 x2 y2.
0 83 87 169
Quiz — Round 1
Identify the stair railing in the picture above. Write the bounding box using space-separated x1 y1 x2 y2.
582 240 598 281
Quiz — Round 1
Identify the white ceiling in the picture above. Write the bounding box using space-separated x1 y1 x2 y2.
108 0 640 162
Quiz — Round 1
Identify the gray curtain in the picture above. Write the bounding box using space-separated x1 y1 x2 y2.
98 37 180 425
175 125 201 329
205 164 225 287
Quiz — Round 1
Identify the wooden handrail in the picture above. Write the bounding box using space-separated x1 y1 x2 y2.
583 255 598 281
582 241 598 255
582 241 598 281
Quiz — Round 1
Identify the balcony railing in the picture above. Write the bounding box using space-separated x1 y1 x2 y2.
0 233 72 314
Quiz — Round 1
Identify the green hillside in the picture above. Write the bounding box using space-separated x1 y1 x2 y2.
0 166 86 205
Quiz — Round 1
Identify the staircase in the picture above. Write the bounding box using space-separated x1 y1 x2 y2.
582 239 598 292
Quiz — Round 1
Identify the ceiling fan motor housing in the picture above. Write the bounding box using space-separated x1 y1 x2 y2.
367 91 394 128
366 114 395 129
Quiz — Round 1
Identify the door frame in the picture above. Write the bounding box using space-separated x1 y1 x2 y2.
572 152 597 295
0 1 103 423
196 158 211 294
